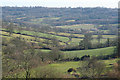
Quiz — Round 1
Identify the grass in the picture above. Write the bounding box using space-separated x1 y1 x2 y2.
14 30 69 42
39 49 51 53
1 30 117 49
69 38 82 45
57 32 71 36
49 32 117 40
3 32 117 78
91 39 107 44
63 47 115 59
93 35 117 39
11 58 119 78
12 61 79 78
2 23 118 78
1 31 9 35
104 58 119 67
30 17 60 24
69 38 107 46
39 47 115 60
3 28 116 46
66 20 75 22
1 30 66 45
48 31 116 46
56 24 95 30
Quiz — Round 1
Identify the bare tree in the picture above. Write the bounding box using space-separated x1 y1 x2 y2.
6 23 14 36
50 37 60 48
49 48 63 61
78 57 105 78
2 38 36 78
97 34 102 44
83 33 93 49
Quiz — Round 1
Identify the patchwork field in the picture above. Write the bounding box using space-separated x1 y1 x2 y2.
1 27 117 48
2 7 119 78
56 24 95 30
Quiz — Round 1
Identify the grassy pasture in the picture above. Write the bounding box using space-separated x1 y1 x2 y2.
2 35 43 44
14 30 69 42
69 38 82 45
39 49 51 53
11 58 119 78
63 47 115 59
1 31 9 35
93 35 117 39
1 30 117 48
30 17 60 24
66 20 75 22
69 38 107 46
13 28 117 45
57 32 71 36
2 29 118 78
31 18 44 22
49 32 84 38
49 32 117 39
1 31 66 47
39 47 115 60
11 61 78 78
1 31 45 42
56 24 95 30
91 39 107 44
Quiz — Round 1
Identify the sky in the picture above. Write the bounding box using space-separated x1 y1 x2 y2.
0 0 120 8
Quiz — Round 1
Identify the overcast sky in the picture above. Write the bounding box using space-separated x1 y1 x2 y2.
0 0 120 8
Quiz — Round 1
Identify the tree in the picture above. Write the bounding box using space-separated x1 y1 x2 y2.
16 26 22 38
49 48 63 61
2 38 37 78
108 60 120 78
6 23 14 36
2 38 27 78
69 34 74 41
77 57 105 78
79 40 85 49
97 33 103 47
50 37 60 48
83 33 93 49
106 38 110 47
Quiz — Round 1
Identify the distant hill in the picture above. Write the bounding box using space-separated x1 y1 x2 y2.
2 7 118 26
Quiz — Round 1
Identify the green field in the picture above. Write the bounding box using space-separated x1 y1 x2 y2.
11 58 119 78
49 32 117 40
56 24 95 30
63 47 115 59
2 7 119 78
69 38 82 45
1 28 117 48
39 47 115 59
2 26 118 78
14 30 69 42
30 17 60 24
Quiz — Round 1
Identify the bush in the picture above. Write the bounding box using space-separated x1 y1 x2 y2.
77 57 105 78
81 55 90 61
73 57 81 61
67 68 76 73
